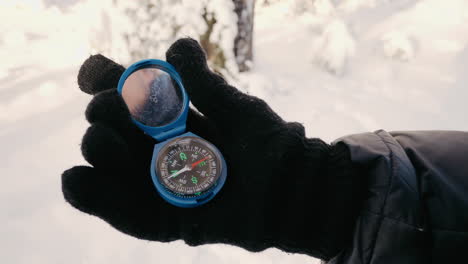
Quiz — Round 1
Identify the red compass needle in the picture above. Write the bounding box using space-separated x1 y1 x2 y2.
191 157 208 169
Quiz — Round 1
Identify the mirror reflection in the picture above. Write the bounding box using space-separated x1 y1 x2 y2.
122 67 183 127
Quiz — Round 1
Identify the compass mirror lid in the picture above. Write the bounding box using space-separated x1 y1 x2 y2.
117 59 190 141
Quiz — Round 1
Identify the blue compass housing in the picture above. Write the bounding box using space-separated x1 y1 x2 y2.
117 59 227 208
150 132 227 208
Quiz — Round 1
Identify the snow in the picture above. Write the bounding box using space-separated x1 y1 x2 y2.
1 0 467 263
312 19 356 75
244 0 468 142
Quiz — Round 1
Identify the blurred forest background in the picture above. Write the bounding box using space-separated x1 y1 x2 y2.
86 0 264 76
37 0 327 76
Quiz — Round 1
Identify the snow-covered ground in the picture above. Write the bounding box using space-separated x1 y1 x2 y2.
244 0 468 142
1 0 467 263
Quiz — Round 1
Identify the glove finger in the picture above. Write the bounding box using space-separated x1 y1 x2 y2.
81 123 135 171
62 165 137 218
66 125 162 218
62 166 108 215
85 89 149 143
78 54 125 95
62 165 181 240
166 38 284 131
85 89 132 130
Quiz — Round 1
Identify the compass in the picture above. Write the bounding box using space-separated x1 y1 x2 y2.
117 59 227 207
151 134 226 206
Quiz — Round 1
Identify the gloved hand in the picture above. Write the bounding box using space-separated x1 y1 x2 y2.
62 38 352 260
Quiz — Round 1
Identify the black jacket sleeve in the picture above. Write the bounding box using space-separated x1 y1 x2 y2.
328 130 468 264
392 130 468 261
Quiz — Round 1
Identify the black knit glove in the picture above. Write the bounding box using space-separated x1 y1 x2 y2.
62 38 339 259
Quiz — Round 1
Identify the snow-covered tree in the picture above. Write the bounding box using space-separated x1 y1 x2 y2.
290 0 335 16
101 0 237 76
233 0 256 72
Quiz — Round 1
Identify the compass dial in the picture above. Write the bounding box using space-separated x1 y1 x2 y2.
156 136 222 196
